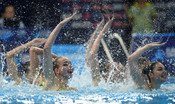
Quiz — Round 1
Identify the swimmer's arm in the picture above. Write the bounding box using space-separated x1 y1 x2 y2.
6 39 41 58
85 18 104 86
6 42 33 82
91 65 102 86
6 38 46 57
6 38 46 84
86 53 102 86
128 43 151 86
43 13 76 50
30 47 58 59
43 13 76 80
6 55 23 84
88 19 113 86
29 47 58 79
91 18 113 54
128 58 145 87
85 18 104 63
128 42 166 87
128 42 165 62
29 47 40 84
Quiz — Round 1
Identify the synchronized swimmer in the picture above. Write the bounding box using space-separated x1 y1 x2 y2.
128 42 168 91
85 18 127 86
6 38 46 85
6 13 168 91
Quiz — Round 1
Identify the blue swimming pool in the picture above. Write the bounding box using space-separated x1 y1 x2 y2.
0 77 175 103
0 45 175 104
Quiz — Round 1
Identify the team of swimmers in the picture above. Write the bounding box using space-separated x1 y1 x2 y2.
5 13 168 91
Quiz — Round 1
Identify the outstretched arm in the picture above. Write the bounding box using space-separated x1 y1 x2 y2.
128 42 165 62
128 42 165 87
43 13 76 81
6 38 46 85
91 18 113 54
29 47 58 84
87 18 113 86
85 18 104 65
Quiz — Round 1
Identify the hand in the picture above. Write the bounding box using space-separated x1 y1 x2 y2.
147 42 166 48
104 17 113 33
30 38 47 47
60 12 77 25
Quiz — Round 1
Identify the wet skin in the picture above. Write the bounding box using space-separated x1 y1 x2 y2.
55 57 74 79
151 62 167 83
103 62 125 83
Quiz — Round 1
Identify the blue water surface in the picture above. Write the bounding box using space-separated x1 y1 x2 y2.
0 77 175 104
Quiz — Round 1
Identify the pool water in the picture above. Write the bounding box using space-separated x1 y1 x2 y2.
0 45 175 104
0 77 175 103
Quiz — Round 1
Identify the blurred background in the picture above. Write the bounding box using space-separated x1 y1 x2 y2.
1 0 175 43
